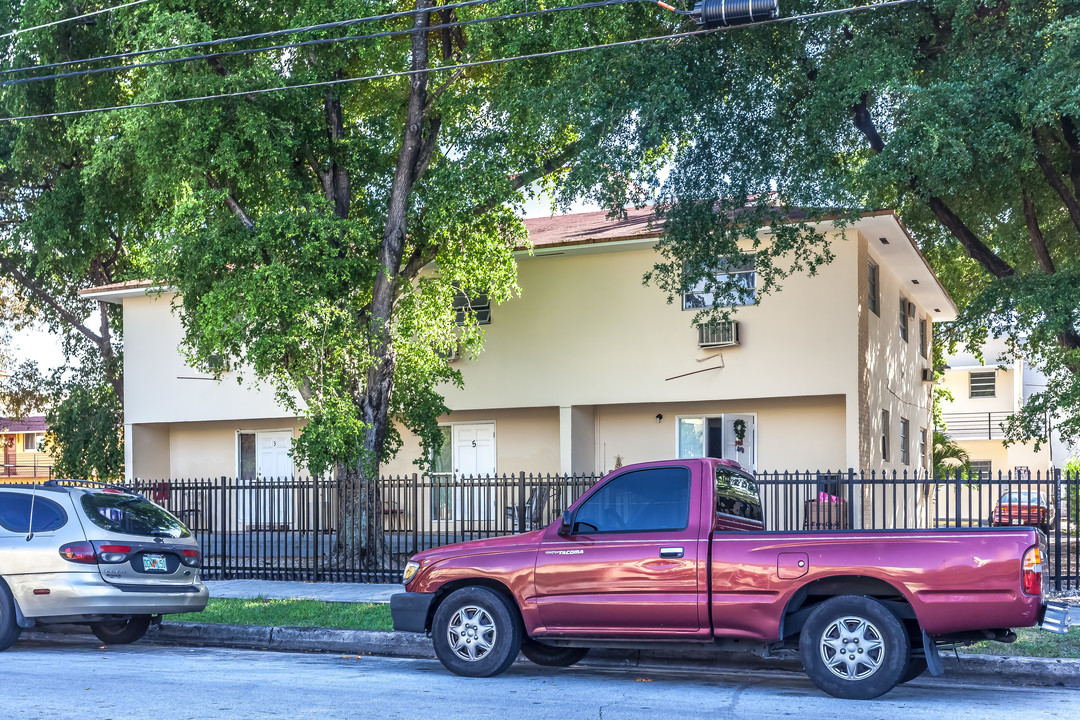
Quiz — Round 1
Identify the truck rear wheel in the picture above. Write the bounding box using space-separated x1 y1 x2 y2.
432 586 522 678
799 595 910 700
0 580 22 651
520 639 589 667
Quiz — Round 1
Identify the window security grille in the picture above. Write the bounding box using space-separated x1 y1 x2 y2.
697 321 741 348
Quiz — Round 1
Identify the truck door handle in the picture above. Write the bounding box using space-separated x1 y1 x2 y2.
659 547 684 559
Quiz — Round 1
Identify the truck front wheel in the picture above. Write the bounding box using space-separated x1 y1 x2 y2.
799 595 910 700
432 586 522 678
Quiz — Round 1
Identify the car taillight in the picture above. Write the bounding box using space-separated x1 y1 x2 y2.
97 544 132 563
1022 546 1042 596
181 548 201 567
59 541 98 564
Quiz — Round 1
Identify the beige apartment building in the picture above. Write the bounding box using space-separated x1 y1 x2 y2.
82 208 956 482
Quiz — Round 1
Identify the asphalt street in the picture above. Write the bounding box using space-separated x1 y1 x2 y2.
4 636 1080 720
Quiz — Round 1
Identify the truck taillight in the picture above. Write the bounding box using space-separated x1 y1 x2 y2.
1022 546 1042 596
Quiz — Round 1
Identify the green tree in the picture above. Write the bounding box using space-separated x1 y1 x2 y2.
0 0 155 478
639 0 1080 452
3 0 678 564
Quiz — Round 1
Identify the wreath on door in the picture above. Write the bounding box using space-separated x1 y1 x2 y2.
733 419 747 452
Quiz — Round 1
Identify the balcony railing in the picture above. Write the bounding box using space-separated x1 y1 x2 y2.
939 411 1040 441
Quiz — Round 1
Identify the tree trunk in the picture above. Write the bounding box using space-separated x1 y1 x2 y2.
333 461 390 572
335 0 433 569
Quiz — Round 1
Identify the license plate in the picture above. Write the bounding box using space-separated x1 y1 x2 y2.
142 554 169 572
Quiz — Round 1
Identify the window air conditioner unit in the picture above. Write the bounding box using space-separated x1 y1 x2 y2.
921 367 934 382
698 321 740 348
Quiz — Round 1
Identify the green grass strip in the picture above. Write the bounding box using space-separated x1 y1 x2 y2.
964 626 1080 658
170 597 393 631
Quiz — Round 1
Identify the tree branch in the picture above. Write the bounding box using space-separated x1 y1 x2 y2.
851 93 1015 278
0 255 105 347
411 115 442 184
1022 189 1055 273
1033 131 1080 236
1059 116 1080 200
206 174 256 230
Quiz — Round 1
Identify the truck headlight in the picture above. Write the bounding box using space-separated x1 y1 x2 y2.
402 561 420 585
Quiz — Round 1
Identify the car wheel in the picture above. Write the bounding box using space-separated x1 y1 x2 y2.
900 656 928 683
0 580 22 651
520 639 589 667
799 595 910 700
90 615 152 644
431 586 522 678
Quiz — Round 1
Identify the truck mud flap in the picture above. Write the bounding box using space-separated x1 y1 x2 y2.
922 630 944 676
1042 602 1074 635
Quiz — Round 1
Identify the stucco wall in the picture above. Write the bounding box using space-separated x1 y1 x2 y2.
123 292 294 425
441 229 861 411
862 237 935 472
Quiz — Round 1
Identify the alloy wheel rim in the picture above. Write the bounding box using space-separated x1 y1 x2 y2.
447 605 497 662
819 615 885 681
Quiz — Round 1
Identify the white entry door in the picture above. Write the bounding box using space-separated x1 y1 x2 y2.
251 430 294 528
452 423 496 523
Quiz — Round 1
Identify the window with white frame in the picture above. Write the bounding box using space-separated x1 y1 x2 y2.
22 433 43 452
900 418 910 466
676 414 755 471
881 410 890 461
683 257 756 310
899 295 909 342
919 428 927 471
867 260 880 316
969 371 996 398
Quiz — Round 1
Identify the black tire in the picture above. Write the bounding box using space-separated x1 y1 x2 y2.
0 580 22 651
520 639 589 667
431 587 522 678
900 657 928 684
90 615 152 644
799 595 910 700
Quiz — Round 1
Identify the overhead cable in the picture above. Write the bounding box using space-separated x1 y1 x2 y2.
1 0 498 77
1 0 665 89
0 0 152 40
0 0 922 124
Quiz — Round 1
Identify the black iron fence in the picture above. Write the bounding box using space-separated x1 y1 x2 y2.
122 469 1078 590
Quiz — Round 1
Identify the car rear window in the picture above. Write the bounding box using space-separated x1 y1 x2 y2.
0 492 68 533
80 493 191 538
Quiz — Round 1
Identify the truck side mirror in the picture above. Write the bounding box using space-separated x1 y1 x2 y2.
558 511 574 537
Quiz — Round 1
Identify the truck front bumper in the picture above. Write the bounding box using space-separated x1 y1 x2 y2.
391 591 435 633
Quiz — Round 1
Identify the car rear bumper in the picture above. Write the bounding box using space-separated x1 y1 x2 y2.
6 571 209 619
391 591 434 633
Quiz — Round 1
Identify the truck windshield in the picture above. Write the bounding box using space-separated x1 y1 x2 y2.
80 493 191 538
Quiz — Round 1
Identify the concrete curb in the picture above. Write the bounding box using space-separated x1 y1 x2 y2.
24 621 1080 689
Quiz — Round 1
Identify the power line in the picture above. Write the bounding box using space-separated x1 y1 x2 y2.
0 0 500 77
1 0 663 89
0 0 922 124
0 0 152 40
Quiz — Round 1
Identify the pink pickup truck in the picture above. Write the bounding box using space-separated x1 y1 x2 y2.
391 458 1049 699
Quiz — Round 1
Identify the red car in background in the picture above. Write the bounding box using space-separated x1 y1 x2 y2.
989 491 1055 533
